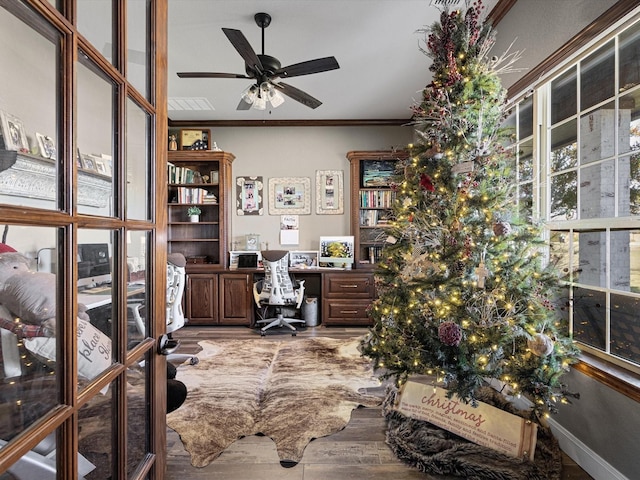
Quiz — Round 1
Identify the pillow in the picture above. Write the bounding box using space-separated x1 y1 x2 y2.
24 318 112 381
0 269 56 325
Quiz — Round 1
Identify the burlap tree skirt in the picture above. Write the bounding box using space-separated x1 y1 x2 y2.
383 387 562 480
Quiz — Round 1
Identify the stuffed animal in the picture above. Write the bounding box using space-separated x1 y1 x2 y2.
0 251 90 336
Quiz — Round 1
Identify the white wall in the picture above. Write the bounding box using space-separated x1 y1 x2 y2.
208 125 412 252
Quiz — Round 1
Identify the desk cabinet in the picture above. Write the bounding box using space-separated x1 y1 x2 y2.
322 272 375 326
219 273 252 325
186 274 218 324
186 272 252 325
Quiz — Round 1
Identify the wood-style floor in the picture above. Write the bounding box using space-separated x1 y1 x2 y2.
166 325 594 480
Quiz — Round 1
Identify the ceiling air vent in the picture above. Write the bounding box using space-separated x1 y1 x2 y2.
168 97 215 111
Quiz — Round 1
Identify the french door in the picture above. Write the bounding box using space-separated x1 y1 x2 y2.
0 1 168 478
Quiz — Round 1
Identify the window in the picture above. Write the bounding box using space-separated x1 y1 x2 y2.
514 15 640 373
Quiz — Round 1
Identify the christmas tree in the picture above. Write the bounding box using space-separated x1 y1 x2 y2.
361 0 580 419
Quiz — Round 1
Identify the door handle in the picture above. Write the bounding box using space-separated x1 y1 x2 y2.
158 334 180 355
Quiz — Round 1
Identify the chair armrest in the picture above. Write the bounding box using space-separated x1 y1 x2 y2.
294 280 306 309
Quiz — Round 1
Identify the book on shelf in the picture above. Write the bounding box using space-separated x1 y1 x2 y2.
175 186 210 204
359 210 392 227
167 163 205 184
367 245 383 263
359 190 394 208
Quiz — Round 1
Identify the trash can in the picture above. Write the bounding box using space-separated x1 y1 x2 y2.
302 297 319 327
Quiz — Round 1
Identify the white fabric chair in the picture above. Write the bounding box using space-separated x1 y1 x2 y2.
253 250 305 336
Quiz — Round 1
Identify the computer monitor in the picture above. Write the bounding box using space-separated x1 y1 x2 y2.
319 236 354 267
78 243 111 288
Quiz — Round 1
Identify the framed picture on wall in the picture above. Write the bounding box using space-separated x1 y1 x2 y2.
236 176 263 215
268 176 311 215
316 170 344 214
0 111 29 151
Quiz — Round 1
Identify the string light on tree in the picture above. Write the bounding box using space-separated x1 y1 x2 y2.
361 0 579 419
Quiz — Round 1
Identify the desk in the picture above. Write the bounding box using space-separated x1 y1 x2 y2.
79 283 145 310
185 267 375 327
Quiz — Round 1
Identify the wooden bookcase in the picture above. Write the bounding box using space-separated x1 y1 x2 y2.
167 150 234 270
346 150 407 269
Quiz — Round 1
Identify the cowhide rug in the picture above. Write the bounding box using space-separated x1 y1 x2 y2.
167 336 382 468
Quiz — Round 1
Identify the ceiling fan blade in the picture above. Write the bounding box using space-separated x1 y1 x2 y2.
236 98 252 110
222 28 264 73
275 56 340 78
273 82 322 109
177 72 251 79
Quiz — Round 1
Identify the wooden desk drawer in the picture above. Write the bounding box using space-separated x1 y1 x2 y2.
323 273 374 298
323 299 373 326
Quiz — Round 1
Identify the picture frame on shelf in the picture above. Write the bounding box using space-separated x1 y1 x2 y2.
289 250 318 269
268 176 311 215
35 132 56 160
245 233 260 251
180 128 210 150
81 153 97 172
360 160 396 187
94 158 109 176
236 176 263 215
315 169 344 215
0 111 29 151
319 236 355 268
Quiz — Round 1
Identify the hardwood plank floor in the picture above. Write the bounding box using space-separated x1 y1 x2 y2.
166 325 594 480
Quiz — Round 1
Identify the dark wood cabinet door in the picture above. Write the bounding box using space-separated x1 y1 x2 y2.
220 273 252 325
187 274 218 324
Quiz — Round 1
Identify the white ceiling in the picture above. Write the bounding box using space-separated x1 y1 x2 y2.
167 0 501 122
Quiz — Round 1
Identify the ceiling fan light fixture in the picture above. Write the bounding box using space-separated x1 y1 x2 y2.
252 95 267 110
241 84 258 104
268 88 285 108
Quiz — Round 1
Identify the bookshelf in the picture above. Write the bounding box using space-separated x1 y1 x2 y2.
347 150 406 269
167 150 234 269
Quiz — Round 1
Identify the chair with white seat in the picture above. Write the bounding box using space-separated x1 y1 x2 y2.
129 252 198 365
253 250 305 336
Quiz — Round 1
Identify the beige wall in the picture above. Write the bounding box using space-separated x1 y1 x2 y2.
207 125 412 252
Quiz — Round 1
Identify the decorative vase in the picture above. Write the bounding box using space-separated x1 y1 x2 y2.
189 215 199 223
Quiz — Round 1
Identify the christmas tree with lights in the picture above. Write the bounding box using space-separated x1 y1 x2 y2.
361 0 580 419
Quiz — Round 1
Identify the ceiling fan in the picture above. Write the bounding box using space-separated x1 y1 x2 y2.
177 12 340 110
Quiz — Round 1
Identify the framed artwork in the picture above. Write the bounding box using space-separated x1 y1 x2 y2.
0 111 29 151
81 153 97 172
245 233 260 251
361 160 396 187
180 128 210 150
94 158 109 176
268 176 311 215
236 176 263 215
316 170 344 214
35 132 56 160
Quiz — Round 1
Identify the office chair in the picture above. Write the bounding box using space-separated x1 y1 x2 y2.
253 250 306 336
129 252 198 365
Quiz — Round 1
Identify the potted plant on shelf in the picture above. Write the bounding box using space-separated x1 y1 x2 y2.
187 206 201 222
